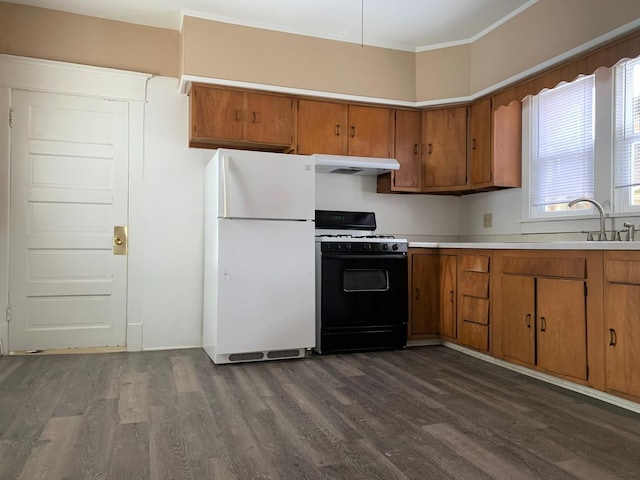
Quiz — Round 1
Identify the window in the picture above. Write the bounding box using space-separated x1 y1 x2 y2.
528 75 595 217
614 57 640 211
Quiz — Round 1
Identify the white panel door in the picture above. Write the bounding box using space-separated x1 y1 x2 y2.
9 90 129 351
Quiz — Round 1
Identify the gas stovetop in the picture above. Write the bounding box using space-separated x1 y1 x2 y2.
315 234 404 243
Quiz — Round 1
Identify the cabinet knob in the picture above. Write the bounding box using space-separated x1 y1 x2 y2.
335 124 341 136
234 109 241 121
472 138 477 150
350 126 356 137
449 290 453 302
540 316 546 332
428 143 433 155
413 143 418 155
525 313 531 328
252 111 257 123
609 328 617 346
415 288 420 300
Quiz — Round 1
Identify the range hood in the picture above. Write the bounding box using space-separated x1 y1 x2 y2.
313 154 400 176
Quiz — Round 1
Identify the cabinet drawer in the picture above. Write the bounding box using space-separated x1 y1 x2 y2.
605 260 640 285
460 254 490 273
501 256 586 279
459 321 489 351
459 296 489 325
459 271 489 298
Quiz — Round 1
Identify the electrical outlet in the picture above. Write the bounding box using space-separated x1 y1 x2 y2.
483 213 493 228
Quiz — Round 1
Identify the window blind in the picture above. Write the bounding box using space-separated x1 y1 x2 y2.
531 75 595 207
614 57 640 189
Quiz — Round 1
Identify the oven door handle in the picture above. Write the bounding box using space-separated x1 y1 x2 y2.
322 253 406 261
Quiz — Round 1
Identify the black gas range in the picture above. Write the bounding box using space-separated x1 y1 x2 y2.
314 210 408 354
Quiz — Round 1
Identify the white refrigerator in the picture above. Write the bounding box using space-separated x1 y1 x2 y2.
202 149 316 364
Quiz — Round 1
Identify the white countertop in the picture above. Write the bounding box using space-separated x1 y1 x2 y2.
409 241 640 250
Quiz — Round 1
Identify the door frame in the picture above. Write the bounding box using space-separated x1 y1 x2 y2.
0 54 150 354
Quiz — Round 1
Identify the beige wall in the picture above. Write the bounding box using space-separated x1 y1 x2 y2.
0 2 179 77
415 44 471 103
470 0 640 94
1 1 639 103
181 16 416 102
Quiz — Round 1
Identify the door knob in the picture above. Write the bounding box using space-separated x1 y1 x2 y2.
113 226 128 255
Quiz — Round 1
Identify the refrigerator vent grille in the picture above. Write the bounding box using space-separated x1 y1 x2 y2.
229 352 264 362
267 349 303 359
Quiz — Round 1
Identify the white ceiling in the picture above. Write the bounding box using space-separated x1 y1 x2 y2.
5 0 536 51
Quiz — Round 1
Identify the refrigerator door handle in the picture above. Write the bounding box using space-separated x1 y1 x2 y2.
222 155 230 217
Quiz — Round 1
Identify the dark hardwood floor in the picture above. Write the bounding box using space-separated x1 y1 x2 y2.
1 346 639 479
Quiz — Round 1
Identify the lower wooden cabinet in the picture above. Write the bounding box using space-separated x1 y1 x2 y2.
407 249 457 340
408 251 440 338
439 254 457 339
604 252 640 401
493 250 602 385
457 251 491 352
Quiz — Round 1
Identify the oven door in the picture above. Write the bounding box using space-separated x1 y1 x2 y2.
319 252 408 352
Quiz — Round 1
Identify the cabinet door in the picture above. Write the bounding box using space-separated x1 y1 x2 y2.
190 86 244 141
501 275 535 365
297 99 348 155
470 97 492 186
440 255 457 339
246 93 294 146
422 107 467 188
391 109 421 191
605 283 640 398
537 278 587 380
410 254 440 337
492 100 522 188
347 105 393 158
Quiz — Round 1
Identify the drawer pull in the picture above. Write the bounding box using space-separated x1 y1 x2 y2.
609 328 617 347
525 313 531 329
540 316 546 332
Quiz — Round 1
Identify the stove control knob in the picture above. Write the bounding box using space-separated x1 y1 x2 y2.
335 243 342 251
345 243 352 251
382 243 389 251
392 244 399 251
364 243 371 251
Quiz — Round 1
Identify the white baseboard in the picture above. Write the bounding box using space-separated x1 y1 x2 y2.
142 345 202 352
442 341 640 415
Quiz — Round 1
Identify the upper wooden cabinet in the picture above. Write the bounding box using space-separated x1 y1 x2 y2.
378 109 422 193
297 100 393 158
347 105 394 157
189 84 295 151
469 98 492 187
422 107 468 192
468 97 522 191
297 99 348 155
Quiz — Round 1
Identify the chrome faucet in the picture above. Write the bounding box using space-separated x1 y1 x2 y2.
568 198 607 241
